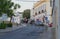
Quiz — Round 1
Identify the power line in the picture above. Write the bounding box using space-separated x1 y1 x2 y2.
15 0 40 2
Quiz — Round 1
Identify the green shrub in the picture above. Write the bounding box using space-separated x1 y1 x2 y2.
0 22 13 29
7 23 12 27
0 22 6 29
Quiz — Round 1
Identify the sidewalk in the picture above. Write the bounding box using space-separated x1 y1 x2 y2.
38 27 53 39
0 23 27 33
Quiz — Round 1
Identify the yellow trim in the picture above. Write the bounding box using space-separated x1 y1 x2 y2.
34 0 50 8
50 7 52 15
34 1 45 8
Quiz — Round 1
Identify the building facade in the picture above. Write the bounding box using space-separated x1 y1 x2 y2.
0 14 10 23
11 12 22 24
31 0 52 24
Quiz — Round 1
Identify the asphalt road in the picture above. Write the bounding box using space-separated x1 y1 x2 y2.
0 24 50 39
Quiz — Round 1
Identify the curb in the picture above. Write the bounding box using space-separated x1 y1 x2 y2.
51 28 56 39
0 24 27 33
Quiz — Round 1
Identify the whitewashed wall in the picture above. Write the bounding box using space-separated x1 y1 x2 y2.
55 0 60 39
30 9 34 19
33 3 46 21
31 2 52 23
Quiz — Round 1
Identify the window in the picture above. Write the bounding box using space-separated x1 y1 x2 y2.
33 15 35 17
35 12 37 15
42 10 44 13
39 11 41 14
33 8 34 10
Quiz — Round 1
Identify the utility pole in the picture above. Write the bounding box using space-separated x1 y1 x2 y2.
51 0 56 39
52 0 55 16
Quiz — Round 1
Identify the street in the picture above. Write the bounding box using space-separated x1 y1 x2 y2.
0 24 52 39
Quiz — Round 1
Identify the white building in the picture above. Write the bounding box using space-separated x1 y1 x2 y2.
31 0 52 24
12 16 20 24
0 12 22 24
11 12 22 24
0 14 10 22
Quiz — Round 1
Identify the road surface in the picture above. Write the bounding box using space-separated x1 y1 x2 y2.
0 24 52 39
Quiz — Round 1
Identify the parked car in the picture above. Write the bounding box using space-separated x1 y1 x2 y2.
28 19 35 24
48 23 53 27
35 19 44 26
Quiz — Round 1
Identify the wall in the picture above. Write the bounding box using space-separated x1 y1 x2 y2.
30 9 34 19
52 0 60 39
55 0 60 39
12 16 20 24
46 0 52 24
31 0 52 24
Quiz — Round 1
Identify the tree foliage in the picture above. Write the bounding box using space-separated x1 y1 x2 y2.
23 9 30 19
0 0 20 17
14 4 20 9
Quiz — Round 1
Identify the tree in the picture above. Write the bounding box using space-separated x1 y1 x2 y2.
0 0 20 22
23 9 30 19
14 4 20 9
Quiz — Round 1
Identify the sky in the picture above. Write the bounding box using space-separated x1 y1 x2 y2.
12 0 39 12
